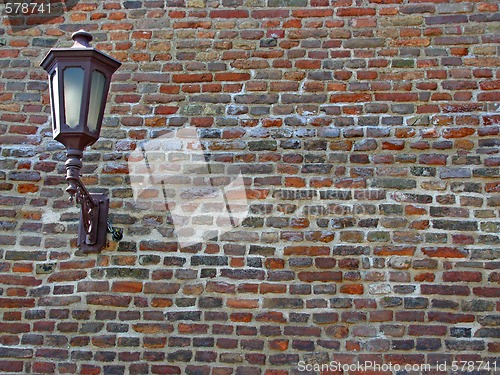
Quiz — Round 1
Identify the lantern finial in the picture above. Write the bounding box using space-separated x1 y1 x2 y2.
71 30 93 48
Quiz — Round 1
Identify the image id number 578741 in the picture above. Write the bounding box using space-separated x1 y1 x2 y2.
451 361 497 372
5 2 52 14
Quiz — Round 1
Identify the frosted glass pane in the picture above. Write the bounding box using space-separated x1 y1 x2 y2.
87 71 106 132
63 67 84 128
50 71 60 132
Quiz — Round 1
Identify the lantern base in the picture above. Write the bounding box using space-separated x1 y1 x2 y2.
78 193 109 253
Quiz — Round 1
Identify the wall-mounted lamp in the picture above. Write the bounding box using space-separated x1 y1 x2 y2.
40 30 122 252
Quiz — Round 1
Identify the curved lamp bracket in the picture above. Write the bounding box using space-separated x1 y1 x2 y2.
66 149 110 252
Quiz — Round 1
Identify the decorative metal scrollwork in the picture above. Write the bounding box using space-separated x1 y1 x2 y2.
77 183 98 243
63 149 120 250
67 174 99 245
64 149 101 245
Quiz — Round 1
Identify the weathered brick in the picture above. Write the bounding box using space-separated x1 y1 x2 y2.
269 0 306 6
421 285 470 296
344 38 385 49
422 246 468 258
445 340 485 351
0 3 495 371
262 298 304 309
432 220 477 231
87 295 132 307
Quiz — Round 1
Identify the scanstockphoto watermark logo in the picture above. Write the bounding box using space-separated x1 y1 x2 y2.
128 126 249 249
297 360 498 373
272 188 393 219
297 360 433 373
128 126 405 248
2 0 79 32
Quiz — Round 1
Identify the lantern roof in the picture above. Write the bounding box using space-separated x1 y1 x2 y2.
40 30 122 151
40 30 122 72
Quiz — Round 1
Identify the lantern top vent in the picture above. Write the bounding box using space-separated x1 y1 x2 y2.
72 30 93 48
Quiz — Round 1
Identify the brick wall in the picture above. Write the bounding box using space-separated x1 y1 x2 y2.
0 0 499 374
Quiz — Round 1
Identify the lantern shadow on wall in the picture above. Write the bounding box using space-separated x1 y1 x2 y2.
40 30 122 252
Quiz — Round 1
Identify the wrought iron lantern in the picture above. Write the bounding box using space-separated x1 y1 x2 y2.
40 30 122 252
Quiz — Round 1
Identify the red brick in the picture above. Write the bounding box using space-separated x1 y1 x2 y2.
0 323 30 333
443 272 482 282
337 7 376 16
172 73 212 83
269 339 288 351
112 281 143 293
91 335 116 348
87 295 132 307
374 246 416 256
0 275 41 287
331 93 372 103
210 10 248 18
418 154 447 165
230 313 252 322
421 285 470 296
178 323 208 334
414 273 435 282
375 93 419 102
488 342 500 352
0 361 23 372
428 312 475 324
422 247 468 258
298 272 342 282
473 287 500 298
227 299 259 309
133 324 174 334
215 73 251 82
340 284 364 295
284 246 330 256
151 298 173 308
48 271 87 283
478 92 500 101
256 312 286 323
293 9 334 17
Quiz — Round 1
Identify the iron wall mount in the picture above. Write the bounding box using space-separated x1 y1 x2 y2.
66 149 109 252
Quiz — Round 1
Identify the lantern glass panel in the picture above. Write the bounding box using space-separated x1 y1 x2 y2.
87 70 106 132
63 67 85 128
50 70 60 132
